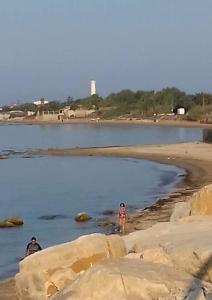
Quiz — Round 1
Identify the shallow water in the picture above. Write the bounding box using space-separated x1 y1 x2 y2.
0 123 202 278
0 123 202 151
0 155 183 278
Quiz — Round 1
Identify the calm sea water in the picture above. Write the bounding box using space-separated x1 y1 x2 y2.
0 123 202 150
0 124 202 278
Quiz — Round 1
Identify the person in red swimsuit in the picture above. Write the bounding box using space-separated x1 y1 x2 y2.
118 202 127 234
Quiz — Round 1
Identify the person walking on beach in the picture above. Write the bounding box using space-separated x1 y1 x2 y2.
24 237 42 257
118 202 127 234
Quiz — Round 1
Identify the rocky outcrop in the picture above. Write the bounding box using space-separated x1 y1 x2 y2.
0 216 23 228
15 184 212 299
16 217 212 299
15 233 126 299
170 184 212 222
170 201 191 222
190 184 212 216
123 217 212 283
74 212 91 222
51 259 205 300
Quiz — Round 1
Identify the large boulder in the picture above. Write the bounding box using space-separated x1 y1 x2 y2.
170 184 212 222
50 258 205 300
15 233 126 299
123 217 212 283
0 216 23 228
74 212 91 222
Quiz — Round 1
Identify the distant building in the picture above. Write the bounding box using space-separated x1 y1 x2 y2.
89 80 96 96
9 110 26 118
177 107 185 115
33 99 49 106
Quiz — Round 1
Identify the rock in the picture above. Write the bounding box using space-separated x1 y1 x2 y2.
39 215 67 220
15 233 126 299
190 184 212 216
74 212 92 222
170 184 212 222
6 216 24 225
0 221 15 228
170 201 191 222
0 216 23 228
50 259 204 300
123 217 212 282
101 210 115 216
97 217 115 227
46 268 77 297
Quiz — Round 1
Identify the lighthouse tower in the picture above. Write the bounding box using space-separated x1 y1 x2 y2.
90 80 96 96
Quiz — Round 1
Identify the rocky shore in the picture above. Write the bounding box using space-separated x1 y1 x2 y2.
14 184 212 299
1 142 212 299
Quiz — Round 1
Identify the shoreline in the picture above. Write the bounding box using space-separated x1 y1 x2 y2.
1 142 212 299
29 142 212 231
1 118 212 129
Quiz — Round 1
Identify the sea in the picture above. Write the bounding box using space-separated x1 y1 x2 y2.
0 123 203 278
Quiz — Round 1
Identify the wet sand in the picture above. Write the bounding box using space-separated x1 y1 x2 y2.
1 142 212 299
0 278 16 300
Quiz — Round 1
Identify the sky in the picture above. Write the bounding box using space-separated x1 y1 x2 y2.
0 0 212 104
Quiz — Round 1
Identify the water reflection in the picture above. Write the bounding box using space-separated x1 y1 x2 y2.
203 129 212 143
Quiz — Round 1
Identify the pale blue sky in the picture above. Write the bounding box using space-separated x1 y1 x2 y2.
0 0 212 104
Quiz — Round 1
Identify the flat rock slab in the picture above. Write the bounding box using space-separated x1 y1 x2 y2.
51 258 204 300
124 216 212 282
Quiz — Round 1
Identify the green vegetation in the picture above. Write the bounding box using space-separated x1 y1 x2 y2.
1 88 212 122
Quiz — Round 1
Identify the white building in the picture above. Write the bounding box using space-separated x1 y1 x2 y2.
177 107 185 115
90 80 96 96
33 99 49 106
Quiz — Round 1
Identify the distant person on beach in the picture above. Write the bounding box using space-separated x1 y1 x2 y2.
24 237 42 257
118 202 127 234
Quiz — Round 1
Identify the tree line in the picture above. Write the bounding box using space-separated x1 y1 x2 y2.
1 87 212 121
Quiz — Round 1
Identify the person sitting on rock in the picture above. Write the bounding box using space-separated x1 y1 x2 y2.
25 237 42 257
118 202 127 234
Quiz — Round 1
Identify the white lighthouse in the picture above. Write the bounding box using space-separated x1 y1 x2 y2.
90 80 96 96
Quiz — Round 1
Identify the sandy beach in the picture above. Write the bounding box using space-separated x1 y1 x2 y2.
0 278 17 300
1 141 212 299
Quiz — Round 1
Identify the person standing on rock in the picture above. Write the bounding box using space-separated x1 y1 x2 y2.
118 202 127 234
24 237 42 257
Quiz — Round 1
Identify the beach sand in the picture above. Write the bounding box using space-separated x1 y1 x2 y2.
0 278 16 300
1 141 212 299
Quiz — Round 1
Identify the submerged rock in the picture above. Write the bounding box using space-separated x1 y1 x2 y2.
101 210 115 216
0 216 23 228
97 217 115 227
39 215 67 220
74 212 92 222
